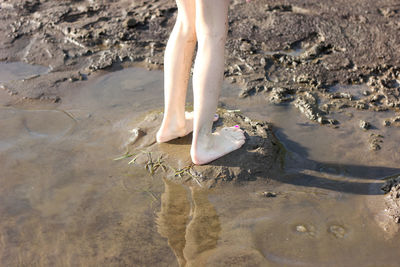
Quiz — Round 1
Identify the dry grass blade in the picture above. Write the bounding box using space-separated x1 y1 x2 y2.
128 155 139 164
114 152 135 161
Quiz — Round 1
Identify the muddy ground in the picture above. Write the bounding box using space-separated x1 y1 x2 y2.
1 0 399 221
118 109 283 188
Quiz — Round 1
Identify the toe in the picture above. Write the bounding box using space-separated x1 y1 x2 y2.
222 129 245 141
222 126 241 132
213 114 219 122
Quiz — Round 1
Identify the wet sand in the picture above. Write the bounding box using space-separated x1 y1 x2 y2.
1 66 399 266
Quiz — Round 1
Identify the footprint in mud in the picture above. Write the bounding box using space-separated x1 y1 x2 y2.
328 224 347 239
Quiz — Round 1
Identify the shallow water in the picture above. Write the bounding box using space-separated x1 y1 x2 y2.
1 66 399 266
0 62 50 83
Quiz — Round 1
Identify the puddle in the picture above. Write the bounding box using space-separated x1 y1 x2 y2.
0 67 399 266
328 84 370 100
263 47 305 57
0 62 50 83
263 42 305 57
0 109 75 152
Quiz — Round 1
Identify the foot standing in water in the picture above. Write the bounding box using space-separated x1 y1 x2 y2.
156 0 246 165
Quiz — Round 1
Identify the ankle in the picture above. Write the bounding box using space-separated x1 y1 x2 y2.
192 132 212 152
161 113 186 130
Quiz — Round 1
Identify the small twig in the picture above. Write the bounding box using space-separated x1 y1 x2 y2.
128 155 139 164
114 152 135 161
58 109 78 123
173 166 202 187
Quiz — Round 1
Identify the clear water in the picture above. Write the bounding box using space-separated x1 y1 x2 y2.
0 62 50 83
0 67 399 266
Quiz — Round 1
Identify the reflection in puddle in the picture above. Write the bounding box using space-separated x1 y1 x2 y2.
157 178 190 266
157 178 221 267
0 62 50 82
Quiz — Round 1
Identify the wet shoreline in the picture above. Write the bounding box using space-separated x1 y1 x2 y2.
1 65 400 266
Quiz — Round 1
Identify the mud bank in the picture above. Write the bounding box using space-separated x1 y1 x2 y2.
1 0 400 109
1 0 399 156
382 176 400 224
118 109 283 188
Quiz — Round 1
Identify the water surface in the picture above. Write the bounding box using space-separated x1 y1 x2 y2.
0 67 399 266
0 62 50 83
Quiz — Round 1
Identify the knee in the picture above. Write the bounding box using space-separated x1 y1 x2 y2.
196 24 227 43
175 17 196 42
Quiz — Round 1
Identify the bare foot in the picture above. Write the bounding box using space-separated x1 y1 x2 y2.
191 126 246 165
157 112 218 143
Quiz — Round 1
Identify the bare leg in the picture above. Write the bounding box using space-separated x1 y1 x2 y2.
190 0 245 165
156 0 197 143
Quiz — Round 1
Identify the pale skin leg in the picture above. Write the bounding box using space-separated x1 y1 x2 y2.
157 0 246 165
156 2 218 144
156 0 197 143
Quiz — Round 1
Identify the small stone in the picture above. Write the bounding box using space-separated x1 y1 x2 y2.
327 119 338 125
369 143 381 151
328 225 346 238
370 94 383 103
359 120 370 130
355 102 368 110
240 41 252 53
262 191 277 197
362 90 370 96
296 225 307 233
123 18 137 28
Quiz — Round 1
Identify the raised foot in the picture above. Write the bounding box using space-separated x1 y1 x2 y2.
191 126 246 165
156 112 218 143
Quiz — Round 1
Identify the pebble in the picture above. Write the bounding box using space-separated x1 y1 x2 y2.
359 120 370 130
262 191 277 197
328 225 346 238
383 119 391 126
296 225 307 233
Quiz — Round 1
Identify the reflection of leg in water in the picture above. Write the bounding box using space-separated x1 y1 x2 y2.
156 178 190 267
183 187 221 266
157 179 221 266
